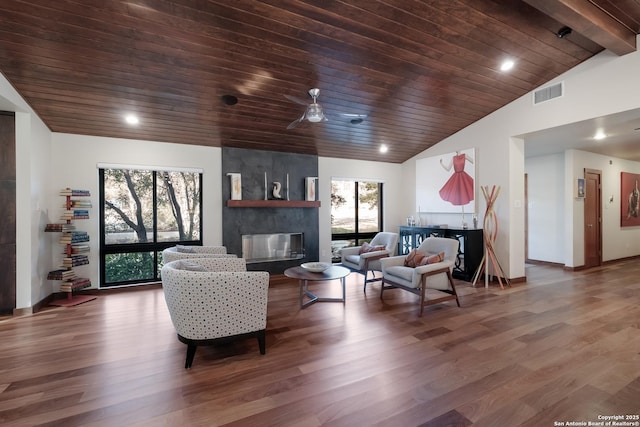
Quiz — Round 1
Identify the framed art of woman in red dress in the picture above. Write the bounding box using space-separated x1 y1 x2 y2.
439 151 474 206
415 147 476 216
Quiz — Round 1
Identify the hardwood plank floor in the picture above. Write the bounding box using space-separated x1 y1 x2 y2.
0 261 638 426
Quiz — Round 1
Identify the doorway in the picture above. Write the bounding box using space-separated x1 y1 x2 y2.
0 111 16 314
524 173 528 261
583 168 602 268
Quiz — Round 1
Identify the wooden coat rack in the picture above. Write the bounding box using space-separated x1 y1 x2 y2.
472 185 510 289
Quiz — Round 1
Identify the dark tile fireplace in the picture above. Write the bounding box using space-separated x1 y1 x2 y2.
222 147 319 274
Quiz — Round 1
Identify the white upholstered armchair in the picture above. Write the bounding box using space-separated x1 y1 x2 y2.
380 237 460 316
162 245 236 264
340 232 399 291
161 257 269 368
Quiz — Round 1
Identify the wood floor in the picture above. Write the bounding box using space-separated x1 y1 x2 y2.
1 261 639 426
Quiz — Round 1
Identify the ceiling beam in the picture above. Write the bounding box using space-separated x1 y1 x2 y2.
524 0 637 55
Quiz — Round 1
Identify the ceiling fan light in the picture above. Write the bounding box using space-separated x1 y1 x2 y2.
306 104 324 122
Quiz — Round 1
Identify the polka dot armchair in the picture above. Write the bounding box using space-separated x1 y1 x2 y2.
162 245 236 264
161 257 270 368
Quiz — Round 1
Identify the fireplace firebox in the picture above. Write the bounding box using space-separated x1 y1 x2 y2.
242 233 304 263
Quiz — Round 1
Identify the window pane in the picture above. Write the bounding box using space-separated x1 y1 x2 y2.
100 168 203 288
358 182 380 233
104 252 155 284
104 169 154 244
331 180 355 233
156 171 201 242
331 239 354 262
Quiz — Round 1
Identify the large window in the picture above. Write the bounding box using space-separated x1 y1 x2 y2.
99 167 202 287
331 179 383 262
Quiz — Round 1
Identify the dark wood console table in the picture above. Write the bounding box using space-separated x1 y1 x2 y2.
398 226 484 282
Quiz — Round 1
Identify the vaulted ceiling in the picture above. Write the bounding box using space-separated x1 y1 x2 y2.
1 1 639 163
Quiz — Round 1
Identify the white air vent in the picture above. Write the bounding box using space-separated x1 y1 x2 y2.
533 82 563 104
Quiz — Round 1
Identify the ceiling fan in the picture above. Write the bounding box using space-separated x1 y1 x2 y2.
284 88 367 130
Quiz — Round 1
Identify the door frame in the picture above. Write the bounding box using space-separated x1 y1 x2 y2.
583 168 602 268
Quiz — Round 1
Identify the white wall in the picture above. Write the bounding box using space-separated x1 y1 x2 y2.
565 149 640 266
526 153 565 263
48 134 224 292
16 112 53 309
525 141 640 269
318 157 403 262
27 114 55 305
1 70 53 310
402 37 640 279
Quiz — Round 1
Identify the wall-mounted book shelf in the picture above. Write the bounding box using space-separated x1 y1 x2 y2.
226 200 321 208
45 188 95 307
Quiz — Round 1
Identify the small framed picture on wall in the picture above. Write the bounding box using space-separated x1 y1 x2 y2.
576 178 585 198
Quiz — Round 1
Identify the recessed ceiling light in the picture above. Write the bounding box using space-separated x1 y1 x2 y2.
594 130 607 140
125 114 139 125
500 59 515 72
380 144 388 153
221 94 238 105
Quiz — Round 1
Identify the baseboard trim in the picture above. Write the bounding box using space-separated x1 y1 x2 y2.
467 274 526 285
564 265 585 271
526 258 564 267
603 254 640 264
13 293 56 316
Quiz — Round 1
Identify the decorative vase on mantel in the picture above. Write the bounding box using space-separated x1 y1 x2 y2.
305 177 318 201
272 181 283 199
226 173 242 200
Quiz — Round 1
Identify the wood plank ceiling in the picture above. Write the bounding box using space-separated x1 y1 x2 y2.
0 0 639 163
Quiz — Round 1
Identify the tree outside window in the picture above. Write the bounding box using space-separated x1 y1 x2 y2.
331 179 382 261
100 168 202 287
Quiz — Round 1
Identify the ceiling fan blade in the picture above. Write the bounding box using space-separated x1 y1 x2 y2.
326 111 367 123
287 111 306 129
331 109 368 118
286 119 301 130
337 113 368 118
284 94 309 106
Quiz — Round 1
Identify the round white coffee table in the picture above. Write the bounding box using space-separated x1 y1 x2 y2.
284 265 350 308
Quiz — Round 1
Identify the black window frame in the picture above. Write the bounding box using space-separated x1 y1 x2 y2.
331 180 384 261
98 168 203 287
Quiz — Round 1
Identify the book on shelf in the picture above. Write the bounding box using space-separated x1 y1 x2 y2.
62 255 89 267
70 244 90 254
60 238 89 245
60 211 90 220
45 223 76 232
65 254 89 261
60 188 90 197
60 277 91 292
59 231 89 244
47 269 77 280
69 201 92 209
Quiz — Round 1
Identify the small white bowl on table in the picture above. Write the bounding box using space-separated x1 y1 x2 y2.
300 262 331 273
